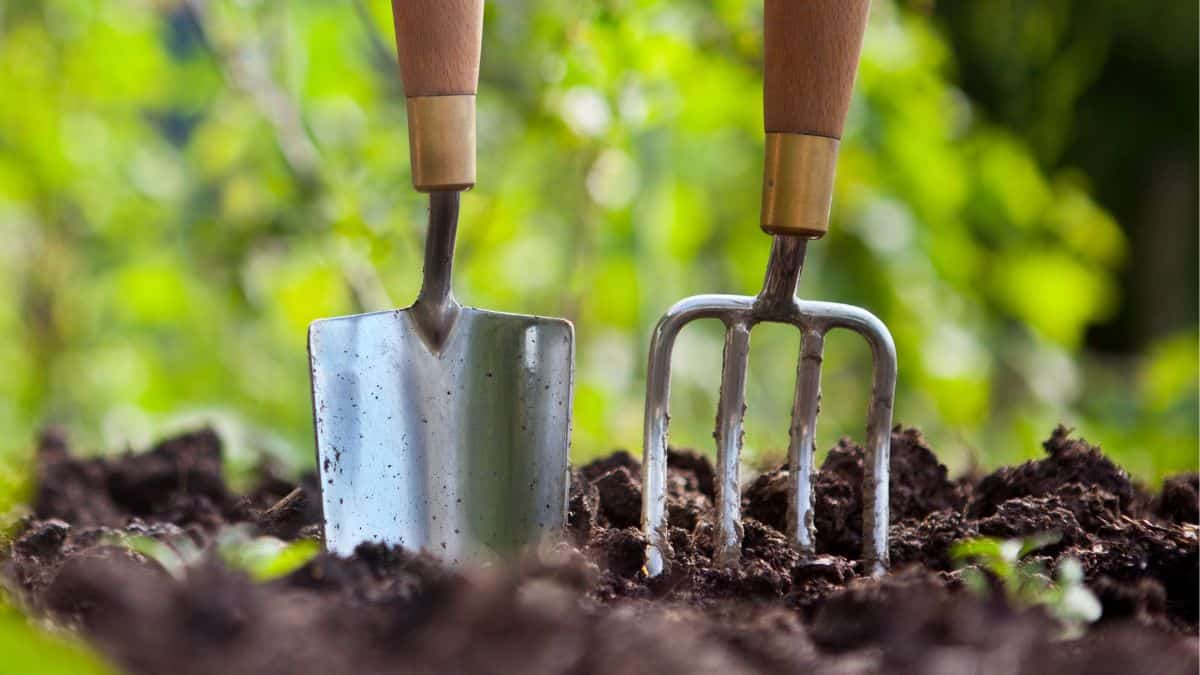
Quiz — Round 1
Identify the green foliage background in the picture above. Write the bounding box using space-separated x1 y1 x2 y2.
0 0 1195 668
0 0 1195 482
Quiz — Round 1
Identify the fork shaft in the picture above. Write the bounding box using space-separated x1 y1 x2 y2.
787 328 824 553
756 236 807 315
713 322 751 568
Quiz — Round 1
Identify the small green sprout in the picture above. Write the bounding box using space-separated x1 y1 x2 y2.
103 533 203 581
216 525 320 582
105 525 318 583
951 532 1102 637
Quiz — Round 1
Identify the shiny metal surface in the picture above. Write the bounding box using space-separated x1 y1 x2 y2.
787 328 824 555
713 322 750 568
309 192 573 562
641 235 895 577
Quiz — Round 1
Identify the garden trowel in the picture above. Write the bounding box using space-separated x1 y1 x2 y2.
308 0 573 563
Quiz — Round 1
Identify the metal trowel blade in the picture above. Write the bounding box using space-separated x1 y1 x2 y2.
309 306 572 564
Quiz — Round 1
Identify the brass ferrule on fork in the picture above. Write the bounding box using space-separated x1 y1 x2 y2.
406 95 477 192
760 133 840 238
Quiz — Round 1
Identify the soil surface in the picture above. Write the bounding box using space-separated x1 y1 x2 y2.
3 425 1197 674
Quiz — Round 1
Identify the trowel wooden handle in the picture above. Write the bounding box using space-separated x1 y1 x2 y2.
391 0 484 192
760 0 870 237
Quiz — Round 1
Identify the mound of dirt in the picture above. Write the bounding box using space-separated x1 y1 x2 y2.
967 425 1137 518
743 428 966 558
2 426 1196 675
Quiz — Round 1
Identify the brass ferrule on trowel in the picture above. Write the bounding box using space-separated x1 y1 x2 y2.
406 95 476 192
760 132 840 238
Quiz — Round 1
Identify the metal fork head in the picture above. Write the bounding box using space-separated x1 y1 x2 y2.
640 236 897 577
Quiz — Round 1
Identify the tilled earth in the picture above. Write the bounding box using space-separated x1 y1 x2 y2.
3 426 1197 674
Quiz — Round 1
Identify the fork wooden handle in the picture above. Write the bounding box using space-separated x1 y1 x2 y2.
391 0 484 192
761 0 871 237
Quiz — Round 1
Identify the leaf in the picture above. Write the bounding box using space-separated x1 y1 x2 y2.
1141 331 1200 412
950 536 1004 564
105 533 200 581
0 597 115 674
217 527 320 582
1055 584 1103 625
1017 531 1062 558
991 251 1118 348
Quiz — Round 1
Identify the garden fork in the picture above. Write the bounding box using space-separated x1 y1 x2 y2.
641 0 896 577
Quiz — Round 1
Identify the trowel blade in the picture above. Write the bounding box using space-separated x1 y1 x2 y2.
309 306 573 564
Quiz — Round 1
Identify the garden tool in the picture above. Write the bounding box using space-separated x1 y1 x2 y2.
309 0 573 562
641 0 896 577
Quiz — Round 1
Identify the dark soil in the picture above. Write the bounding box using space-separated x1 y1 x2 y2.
3 424 1197 674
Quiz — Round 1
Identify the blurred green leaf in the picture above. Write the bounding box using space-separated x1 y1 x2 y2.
1142 331 1200 412
992 251 1117 348
217 527 320 582
952 532 1099 637
0 597 115 674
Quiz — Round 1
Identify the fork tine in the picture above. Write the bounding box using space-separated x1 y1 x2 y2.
798 300 897 575
642 313 679 578
856 319 896 575
713 322 752 567
641 294 753 577
787 328 824 554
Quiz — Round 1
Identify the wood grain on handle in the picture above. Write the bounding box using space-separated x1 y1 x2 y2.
391 0 484 191
764 0 870 139
391 0 483 97
760 0 870 237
